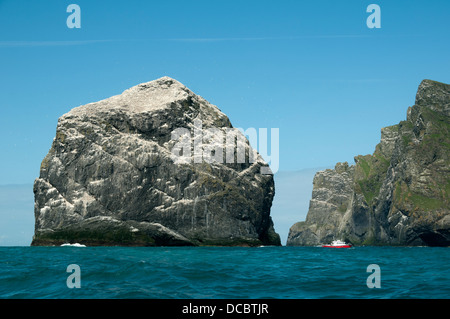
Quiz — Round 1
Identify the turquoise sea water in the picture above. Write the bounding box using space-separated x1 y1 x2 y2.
0 246 449 299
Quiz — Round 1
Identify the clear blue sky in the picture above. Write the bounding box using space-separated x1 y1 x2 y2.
0 0 449 184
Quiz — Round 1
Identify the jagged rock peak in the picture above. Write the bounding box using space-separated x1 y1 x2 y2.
415 79 450 116
67 76 218 117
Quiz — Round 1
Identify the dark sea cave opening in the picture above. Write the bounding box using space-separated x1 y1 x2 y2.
419 231 450 247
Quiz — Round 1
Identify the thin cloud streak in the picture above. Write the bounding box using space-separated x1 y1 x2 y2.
167 35 372 42
0 33 420 47
0 39 120 47
0 35 371 47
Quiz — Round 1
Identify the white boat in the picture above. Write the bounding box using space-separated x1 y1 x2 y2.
60 243 86 247
322 240 352 248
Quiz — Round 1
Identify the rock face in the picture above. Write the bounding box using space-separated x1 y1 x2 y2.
287 79 450 247
32 76 281 246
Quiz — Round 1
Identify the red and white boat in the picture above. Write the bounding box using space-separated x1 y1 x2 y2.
322 240 352 248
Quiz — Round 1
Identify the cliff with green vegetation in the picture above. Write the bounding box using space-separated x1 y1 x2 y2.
287 79 450 246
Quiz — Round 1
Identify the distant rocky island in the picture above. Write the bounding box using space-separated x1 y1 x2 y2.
287 79 450 247
32 77 281 246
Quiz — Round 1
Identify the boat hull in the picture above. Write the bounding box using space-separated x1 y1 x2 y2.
322 245 352 248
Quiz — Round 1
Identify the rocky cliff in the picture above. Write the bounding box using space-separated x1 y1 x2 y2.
287 79 450 246
32 76 281 246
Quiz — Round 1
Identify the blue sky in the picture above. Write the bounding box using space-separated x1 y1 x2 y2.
0 0 449 183
0 1 449 244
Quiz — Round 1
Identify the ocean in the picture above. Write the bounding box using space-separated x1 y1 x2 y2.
0 246 449 299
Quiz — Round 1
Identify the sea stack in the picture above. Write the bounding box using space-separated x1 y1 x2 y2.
32 77 281 246
287 79 450 247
